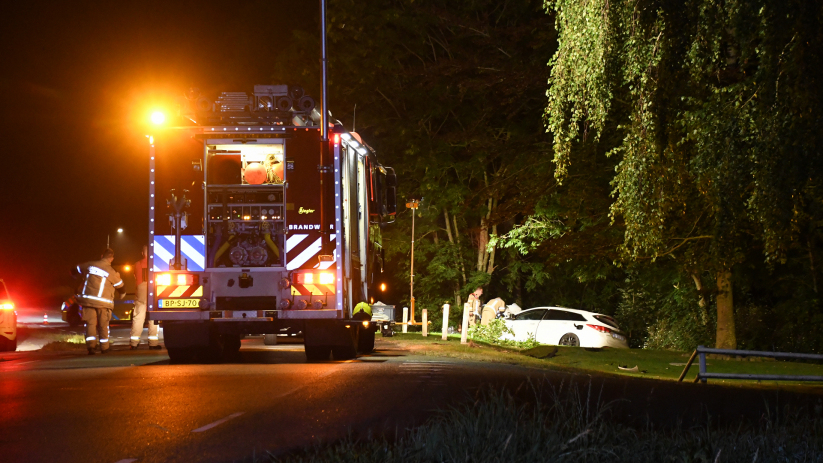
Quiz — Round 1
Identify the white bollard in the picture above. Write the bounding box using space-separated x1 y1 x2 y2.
422 309 428 337
402 306 408 333
442 304 450 341
461 303 470 344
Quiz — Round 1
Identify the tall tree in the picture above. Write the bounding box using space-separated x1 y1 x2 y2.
542 0 823 348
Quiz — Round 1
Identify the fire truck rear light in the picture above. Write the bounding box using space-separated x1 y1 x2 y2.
362 321 369 328
1 303 14 310
319 272 334 285
333 134 340 143
156 273 171 286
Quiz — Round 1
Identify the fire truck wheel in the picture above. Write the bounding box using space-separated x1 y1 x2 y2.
263 334 278 345
222 334 242 359
305 345 331 361
332 344 357 360
167 347 196 364
357 330 375 354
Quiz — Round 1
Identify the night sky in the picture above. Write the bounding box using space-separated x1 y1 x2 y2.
0 0 316 306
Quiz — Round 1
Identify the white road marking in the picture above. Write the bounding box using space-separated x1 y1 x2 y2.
191 412 245 433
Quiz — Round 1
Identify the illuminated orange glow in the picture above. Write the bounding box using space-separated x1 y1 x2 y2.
334 134 340 143
156 273 171 286
176 274 188 285
1 302 14 310
123 265 131 272
150 111 165 125
380 283 386 292
319 272 334 285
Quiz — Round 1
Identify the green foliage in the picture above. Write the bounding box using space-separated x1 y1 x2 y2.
269 384 823 463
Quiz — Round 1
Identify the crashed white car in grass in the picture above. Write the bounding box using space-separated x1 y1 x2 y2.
501 307 628 348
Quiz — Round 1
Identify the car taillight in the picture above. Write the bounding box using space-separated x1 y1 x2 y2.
586 324 611 334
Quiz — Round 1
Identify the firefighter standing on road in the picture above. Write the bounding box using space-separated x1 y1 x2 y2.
130 245 161 350
75 248 125 355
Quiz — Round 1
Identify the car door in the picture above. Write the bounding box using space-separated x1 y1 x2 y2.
506 308 547 342
536 309 587 345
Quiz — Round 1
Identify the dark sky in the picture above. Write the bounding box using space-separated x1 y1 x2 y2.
0 0 317 306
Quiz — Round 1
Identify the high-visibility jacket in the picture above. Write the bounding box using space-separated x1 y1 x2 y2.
75 260 124 309
353 302 372 318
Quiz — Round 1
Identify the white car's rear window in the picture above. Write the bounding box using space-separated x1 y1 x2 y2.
594 315 620 329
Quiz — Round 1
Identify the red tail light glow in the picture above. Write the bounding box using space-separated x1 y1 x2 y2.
586 324 611 334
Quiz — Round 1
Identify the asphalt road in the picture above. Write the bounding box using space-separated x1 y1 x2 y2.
0 336 542 463
4 326 823 463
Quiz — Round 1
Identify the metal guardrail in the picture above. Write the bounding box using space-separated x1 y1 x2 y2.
678 345 823 384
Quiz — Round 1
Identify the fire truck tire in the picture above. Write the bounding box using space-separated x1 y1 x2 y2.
305 345 331 361
332 344 357 360
263 334 278 345
222 334 242 359
357 330 375 354
167 347 197 364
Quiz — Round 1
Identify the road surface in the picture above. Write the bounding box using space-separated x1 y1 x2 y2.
3 332 823 463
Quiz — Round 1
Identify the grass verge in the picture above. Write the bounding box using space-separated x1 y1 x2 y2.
263 380 823 462
380 333 823 387
39 333 87 351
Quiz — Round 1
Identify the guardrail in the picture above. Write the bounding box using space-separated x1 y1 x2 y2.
678 345 823 384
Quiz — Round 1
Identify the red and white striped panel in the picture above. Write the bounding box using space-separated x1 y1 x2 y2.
286 233 336 270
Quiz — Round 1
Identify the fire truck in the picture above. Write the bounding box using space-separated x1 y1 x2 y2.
146 84 396 362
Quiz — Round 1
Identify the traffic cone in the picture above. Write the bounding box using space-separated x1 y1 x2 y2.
43 313 48 324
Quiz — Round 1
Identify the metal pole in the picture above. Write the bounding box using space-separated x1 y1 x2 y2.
107 234 110 249
698 345 707 383
410 204 415 323
319 0 328 143
148 137 156 311
422 309 427 337
402 306 408 333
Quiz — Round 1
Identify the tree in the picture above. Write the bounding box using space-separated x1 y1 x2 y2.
541 0 823 349
271 0 557 313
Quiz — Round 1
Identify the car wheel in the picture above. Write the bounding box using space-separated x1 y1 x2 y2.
263 334 278 345
558 333 580 347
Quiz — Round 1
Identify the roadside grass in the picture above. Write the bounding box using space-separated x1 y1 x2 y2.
263 380 823 463
381 333 823 387
39 333 87 351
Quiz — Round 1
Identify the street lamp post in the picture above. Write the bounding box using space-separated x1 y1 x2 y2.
406 199 420 324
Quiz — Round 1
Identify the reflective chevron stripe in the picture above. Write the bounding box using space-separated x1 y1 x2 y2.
156 285 203 298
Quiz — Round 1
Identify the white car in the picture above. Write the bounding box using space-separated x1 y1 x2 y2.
502 306 628 348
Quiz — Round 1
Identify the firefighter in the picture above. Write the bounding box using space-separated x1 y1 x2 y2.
466 287 483 327
352 301 372 320
130 245 161 350
75 248 126 355
480 297 505 325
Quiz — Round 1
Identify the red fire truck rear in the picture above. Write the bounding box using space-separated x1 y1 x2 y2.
146 84 396 362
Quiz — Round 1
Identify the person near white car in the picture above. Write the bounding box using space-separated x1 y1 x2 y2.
502 306 628 348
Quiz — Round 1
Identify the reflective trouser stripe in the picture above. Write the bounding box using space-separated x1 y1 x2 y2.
130 336 140 340
148 336 158 340
100 339 109 343
86 336 96 341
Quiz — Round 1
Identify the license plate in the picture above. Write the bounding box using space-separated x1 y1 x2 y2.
611 333 626 342
158 298 200 308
